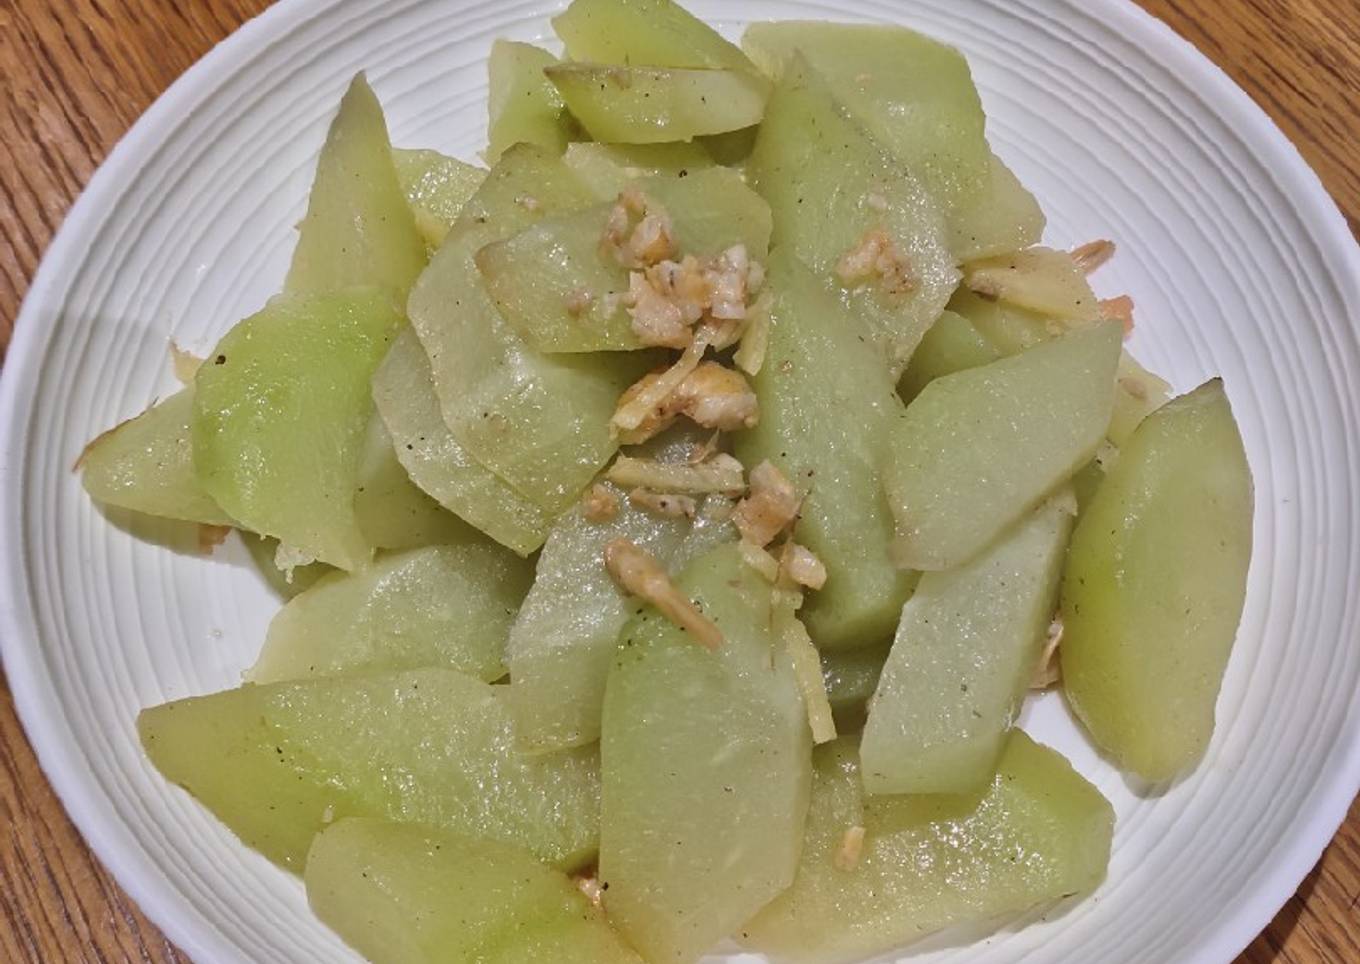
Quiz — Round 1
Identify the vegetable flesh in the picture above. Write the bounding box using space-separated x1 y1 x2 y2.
192 290 403 571
1061 380 1252 781
733 250 913 649
353 414 480 550
487 40 574 162
740 732 1114 964
947 152 1046 262
507 485 733 752
861 492 1075 795
478 167 771 353
80 387 232 525
371 329 554 556
392 148 486 250
547 63 770 144
249 543 533 684
408 144 653 513
306 819 643 964
286 75 426 298
898 309 1000 403
884 320 1122 571
747 53 957 375
138 668 600 871
742 22 988 221
821 643 890 733
600 543 811 963
553 0 757 73
564 141 713 200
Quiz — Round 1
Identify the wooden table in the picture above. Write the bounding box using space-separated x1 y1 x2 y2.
1 0 1358 960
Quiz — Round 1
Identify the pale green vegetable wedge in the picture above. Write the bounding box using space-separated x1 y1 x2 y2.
1108 351 1173 446
249 543 533 684
553 0 757 73
487 40 574 162
287 75 427 298
899 309 1000 403
747 54 958 374
885 321 1122 571
963 246 1100 322
392 148 486 250
1061 380 1252 781
80 387 231 525
861 492 1075 795
741 732 1113 964
507 484 734 753
743 22 988 219
734 251 913 650
949 286 1053 356
947 152 1046 262
564 141 713 200
354 415 482 551
952 289 1170 445
478 167 771 353
244 534 334 599
822 643 890 733
193 290 403 571
138 669 600 871
601 544 812 963
408 144 654 513
547 64 769 144
307 819 643 964
371 329 554 555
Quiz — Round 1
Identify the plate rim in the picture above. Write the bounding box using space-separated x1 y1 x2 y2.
1 1 1358 962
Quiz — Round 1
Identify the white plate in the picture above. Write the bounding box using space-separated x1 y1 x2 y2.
3 0 1358 961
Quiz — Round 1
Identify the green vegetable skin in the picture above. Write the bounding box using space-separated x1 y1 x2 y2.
138 669 600 871
407 144 654 513
307 819 642 964
487 40 573 162
506 485 733 753
1062 380 1253 781
601 543 811 963
479 167 771 353
79 386 231 525
861 492 1075 795
885 321 1122 571
192 290 403 571
747 52 958 375
248 543 533 684
286 75 426 298
741 732 1114 964
371 329 554 555
734 250 913 650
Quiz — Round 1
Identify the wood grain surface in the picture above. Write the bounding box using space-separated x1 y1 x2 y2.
0 0 1357 960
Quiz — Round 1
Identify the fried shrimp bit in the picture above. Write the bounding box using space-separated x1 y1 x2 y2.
1099 295 1135 336
733 461 801 548
835 228 916 296
628 488 698 519
604 538 722 650
1070 239 1116 274
1031 616 1064 690
613 355 759 445
582 483 620 523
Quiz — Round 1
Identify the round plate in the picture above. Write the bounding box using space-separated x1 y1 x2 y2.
3 0 1358 961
